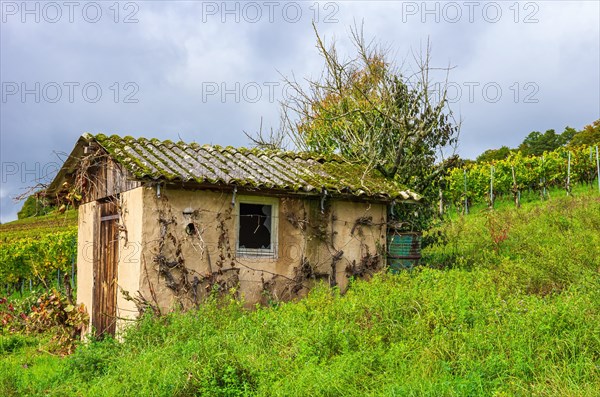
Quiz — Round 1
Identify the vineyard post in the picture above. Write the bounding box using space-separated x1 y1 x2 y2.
511 166 520 208
596 145 600 192
490 165 495 208
590 147 594 187
567 151 571 196
463 169 469 214
542 155 547 200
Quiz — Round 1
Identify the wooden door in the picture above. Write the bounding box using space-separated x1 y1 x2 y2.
92 200 119 337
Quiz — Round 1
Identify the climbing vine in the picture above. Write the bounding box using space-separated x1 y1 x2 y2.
145 196 240 309
125 193 389 314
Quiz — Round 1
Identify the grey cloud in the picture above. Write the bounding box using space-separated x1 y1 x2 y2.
1 0 598 222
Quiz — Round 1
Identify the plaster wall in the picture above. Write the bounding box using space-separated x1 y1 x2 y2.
136 186 387 313
76 200 96 334
115 187 144 334
329 200 387 292
76 188 144 336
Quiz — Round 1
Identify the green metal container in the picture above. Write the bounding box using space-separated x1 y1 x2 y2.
387 231 421 273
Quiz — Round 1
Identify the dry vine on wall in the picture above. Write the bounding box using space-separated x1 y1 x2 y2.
143 194 241 311
345 215 384 278
129 194 387 314
263 198 385 302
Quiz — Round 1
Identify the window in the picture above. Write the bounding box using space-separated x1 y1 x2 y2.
236 196 278 257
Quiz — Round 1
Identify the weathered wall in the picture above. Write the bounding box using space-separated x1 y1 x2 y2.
78 184 388 334
83 154 141 204
115 187 143 334
329 201 387 292
134 186 387 313
76 188 144 336
76 200 96 334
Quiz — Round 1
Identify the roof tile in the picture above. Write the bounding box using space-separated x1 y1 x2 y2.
88 133 420 201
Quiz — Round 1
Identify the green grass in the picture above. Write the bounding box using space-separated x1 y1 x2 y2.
1 192 599 396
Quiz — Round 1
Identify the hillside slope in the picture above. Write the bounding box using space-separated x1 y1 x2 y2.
0 210 77 242
1 194 599 396
0 210 78 286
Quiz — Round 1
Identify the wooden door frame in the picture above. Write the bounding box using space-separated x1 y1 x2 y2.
92 198 119 337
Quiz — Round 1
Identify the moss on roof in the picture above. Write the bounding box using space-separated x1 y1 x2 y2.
80 133 420 201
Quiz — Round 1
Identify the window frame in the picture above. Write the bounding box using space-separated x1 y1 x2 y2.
235 195 279 258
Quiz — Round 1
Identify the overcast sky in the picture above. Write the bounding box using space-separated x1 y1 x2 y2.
1 0 599 222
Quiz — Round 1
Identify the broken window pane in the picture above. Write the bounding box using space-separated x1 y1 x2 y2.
239 203 272 249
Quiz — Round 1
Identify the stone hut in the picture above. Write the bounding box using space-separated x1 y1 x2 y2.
47 133 420 336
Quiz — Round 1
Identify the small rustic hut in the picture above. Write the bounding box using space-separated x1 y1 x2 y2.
47 133 420 336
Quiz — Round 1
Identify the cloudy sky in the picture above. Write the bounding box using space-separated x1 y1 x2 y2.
1 0 599 222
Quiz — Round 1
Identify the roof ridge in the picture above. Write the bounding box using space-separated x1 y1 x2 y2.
87 133 352 160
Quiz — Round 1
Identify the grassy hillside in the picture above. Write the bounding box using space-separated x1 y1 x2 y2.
0 210 77 242
1 194 599 396
0 210 78 288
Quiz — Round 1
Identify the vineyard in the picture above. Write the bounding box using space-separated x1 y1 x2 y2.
0 145 598 295
444 145 600 211
0 211 78 295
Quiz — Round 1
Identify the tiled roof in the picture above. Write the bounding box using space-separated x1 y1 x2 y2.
81 133 420 201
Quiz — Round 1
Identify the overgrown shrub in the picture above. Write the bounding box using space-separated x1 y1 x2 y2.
0 290 88 355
